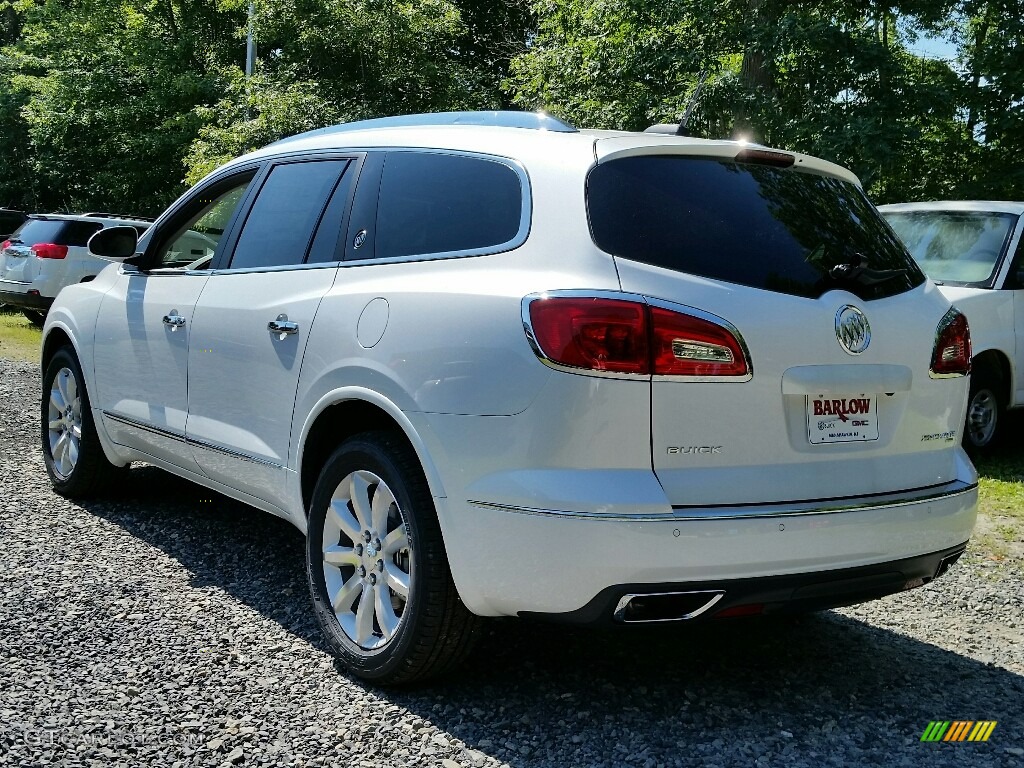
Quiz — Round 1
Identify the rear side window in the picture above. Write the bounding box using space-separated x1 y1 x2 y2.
375 152 523 260
12 219 102 247
229 160 348 270
587 156 925 301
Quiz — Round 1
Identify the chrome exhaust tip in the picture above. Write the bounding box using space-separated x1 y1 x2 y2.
613 590 725 623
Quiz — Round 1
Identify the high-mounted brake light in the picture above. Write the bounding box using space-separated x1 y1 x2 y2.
929 308 971 378
526 295 749 378
733 148 795 168
31 242 69 259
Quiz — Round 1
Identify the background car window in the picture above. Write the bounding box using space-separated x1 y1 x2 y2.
155 175 255 268
8 219 102 247
228 160 347 270
375 152 523 260
882 211 1017 286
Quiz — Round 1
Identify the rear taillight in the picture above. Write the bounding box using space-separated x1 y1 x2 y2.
526 295 749 378
649 305 749 377
31 242 68 259
528 297 648 374
930 308 971 377
1 240 10 250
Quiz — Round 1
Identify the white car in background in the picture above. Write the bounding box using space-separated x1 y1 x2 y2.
880 201 1024 452
40 112 977 684
0 213 153 325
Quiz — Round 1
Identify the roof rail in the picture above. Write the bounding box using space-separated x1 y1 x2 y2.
82 212 156 222
272 111 578 146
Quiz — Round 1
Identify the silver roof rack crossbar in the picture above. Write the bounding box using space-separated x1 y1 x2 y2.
272 111 578 146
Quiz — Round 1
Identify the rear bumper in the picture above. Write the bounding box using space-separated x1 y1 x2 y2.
521 542 968 624
0 281 53 311
440 469 978 618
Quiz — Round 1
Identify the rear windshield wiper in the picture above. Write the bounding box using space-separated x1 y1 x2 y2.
828 253 907 286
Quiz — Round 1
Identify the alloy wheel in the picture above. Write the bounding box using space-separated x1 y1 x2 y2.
47 367 82 479
320 470 412 650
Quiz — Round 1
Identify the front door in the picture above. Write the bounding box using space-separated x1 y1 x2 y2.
92 173 258 472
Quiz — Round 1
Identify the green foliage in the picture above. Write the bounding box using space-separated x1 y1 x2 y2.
0 0 1020 211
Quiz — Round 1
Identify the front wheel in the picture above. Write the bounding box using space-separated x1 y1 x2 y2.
306 431 480 685
963 370 1003 454
41 347 128 497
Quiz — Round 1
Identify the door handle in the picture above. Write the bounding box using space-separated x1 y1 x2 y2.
163 312 186 330
268 314 299 338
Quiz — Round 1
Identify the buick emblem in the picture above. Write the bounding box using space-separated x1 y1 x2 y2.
835 305 871 355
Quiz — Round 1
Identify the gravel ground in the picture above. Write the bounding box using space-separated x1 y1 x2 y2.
1 356 1022 767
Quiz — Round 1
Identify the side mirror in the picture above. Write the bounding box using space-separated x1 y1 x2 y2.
88 226 139 260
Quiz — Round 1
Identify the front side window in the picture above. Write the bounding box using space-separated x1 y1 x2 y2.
587 156 926 301
228 160 348 270
881 210 1018 287
154 174 256 269
375 152 523 260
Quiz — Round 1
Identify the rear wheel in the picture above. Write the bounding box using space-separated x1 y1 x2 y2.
41 347 128 497
963 367 1003 454
306 431 480 684
23 309 45 327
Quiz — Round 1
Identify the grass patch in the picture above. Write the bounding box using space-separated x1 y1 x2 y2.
0 309 41 363
969 422 1024 561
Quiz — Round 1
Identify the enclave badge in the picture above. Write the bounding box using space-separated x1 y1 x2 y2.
835 305 871 355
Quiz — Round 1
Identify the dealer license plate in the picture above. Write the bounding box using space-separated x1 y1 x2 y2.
806 394 879 444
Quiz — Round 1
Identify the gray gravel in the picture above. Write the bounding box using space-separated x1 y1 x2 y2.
1 356 1022 767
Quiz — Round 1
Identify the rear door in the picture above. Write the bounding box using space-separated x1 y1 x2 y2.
587 148 968 508
185 156 357 511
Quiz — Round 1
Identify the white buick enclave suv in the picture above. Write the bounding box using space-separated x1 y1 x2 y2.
41 112 978 684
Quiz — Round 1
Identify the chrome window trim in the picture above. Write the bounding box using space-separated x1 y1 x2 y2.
467 478 976 522
520 289 754 382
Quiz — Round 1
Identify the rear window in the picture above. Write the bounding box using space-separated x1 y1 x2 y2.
587 156 925 301
881 210 1017 286
11 219 102 247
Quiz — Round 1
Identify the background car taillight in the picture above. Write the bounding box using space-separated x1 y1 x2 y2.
526 295 749 377
930 308 971 377
31 243 69 259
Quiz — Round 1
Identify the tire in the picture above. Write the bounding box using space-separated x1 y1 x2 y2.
306 431 481 685
41 346 128 497
963 367 1004 455
23 309 46 327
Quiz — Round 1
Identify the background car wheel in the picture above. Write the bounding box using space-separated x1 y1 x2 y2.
23 309 46 327
963 366 1004 454
41 347 128 497
306 431 481 685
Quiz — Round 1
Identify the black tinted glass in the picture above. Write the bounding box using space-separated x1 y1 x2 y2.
13 219 102 247
587 156 925 301
230 160 346 269
376 152 522 260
